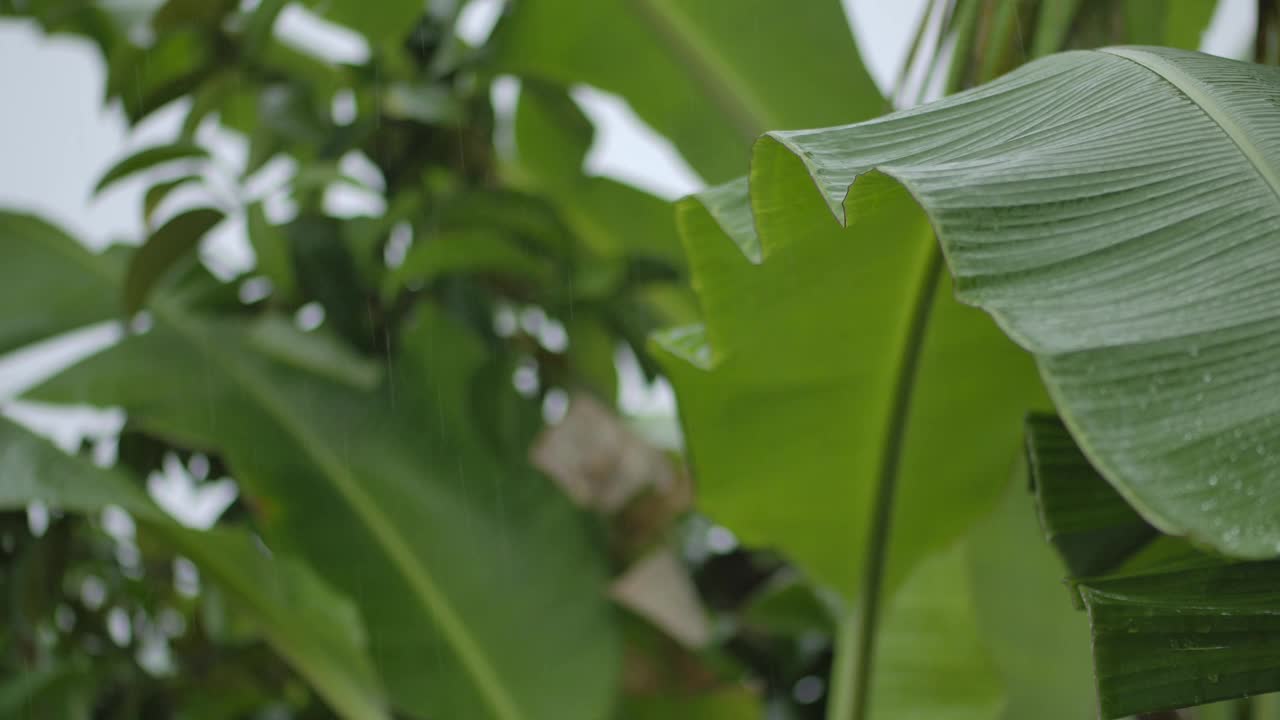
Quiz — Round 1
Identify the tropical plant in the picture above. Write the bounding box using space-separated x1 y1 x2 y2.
4 1 1280 719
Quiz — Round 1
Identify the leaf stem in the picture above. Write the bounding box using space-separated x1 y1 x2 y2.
828 242 943 720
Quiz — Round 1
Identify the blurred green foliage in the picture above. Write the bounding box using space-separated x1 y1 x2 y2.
0 1 1267 720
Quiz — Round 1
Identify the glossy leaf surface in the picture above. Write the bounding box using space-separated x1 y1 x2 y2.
694 46 1280 559
1025 414 1157 577
1028 415 1280 717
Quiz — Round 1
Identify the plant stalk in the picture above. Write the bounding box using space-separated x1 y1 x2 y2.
827 242 943 720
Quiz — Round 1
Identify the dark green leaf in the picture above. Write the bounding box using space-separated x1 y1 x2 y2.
384 229 552 300
0 660 94 720
124 207 224 315
94 142 207 196
246 202 296 298
302 0 420 44
514 81 593 188
143 174 202 224
107 30 213 124
0 416 390 720
1028 415 1280 717
0 212 121 354
28 300 622 720
241 0 288 57
739 572 833 637
1085 552 1280 717
511 81 688 327
1124 0 1219 49
151 0 237 31
1030 0 1084 57
246 314 381 389
286 214 372 346
1025 414 1157 577
623 688 759 719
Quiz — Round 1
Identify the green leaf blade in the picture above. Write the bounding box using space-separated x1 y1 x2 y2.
1028 413 1280 717
1025 414 1157 577
864 542 1005 720
492 0 885 183
1084 563 1280 718
124 207 224 314
93 142 207 196
0 417 390 720
28 304 621 720
740 47 1280 560
0 212 122 354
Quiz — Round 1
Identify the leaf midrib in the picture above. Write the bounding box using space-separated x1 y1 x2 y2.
155 304 524 720
831 240 945 720
1102 47 1280 205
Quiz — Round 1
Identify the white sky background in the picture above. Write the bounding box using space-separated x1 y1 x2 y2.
0 0 1259 470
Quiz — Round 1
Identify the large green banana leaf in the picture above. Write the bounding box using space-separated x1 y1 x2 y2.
651 168 1046 720
664 45 1280 563
652 172 1047 601
490 0 885 183
1025 414 1158 577
5 213 620 720
1026 415 1280 718
0 416 388 719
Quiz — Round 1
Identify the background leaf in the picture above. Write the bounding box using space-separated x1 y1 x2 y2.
124 207 224 314
93 142 207 196
491 0 886 183
0 417 390 720
0 211 121 354
28 300 621 720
